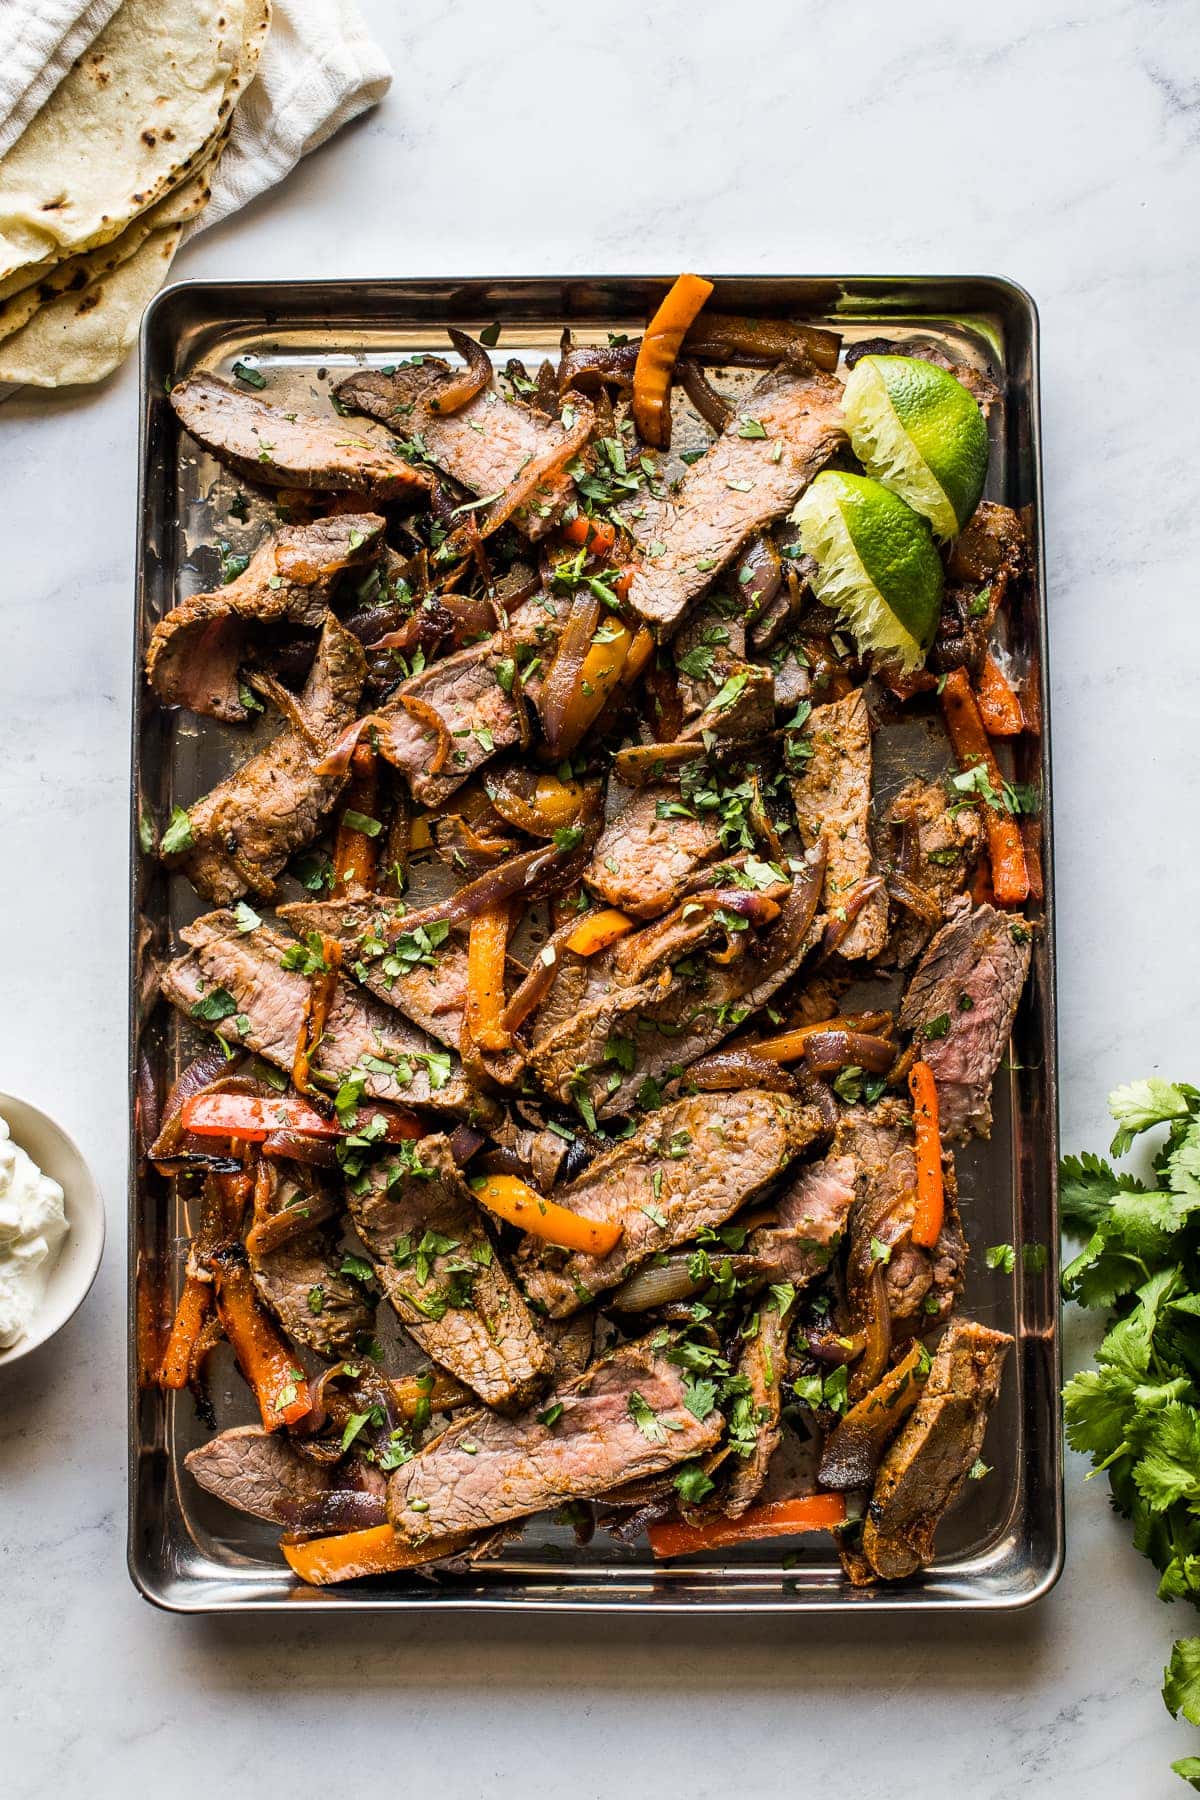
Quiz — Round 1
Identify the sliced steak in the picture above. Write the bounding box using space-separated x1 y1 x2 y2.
169 614 366 905
673 605 746 719
883 778 983 967
277 898 468 1049
386 1336 724 1542
185 1426 387 1531
249 1229 372 1360
841 1101 966 1334
749 1151 856 1287
790 687 887 961
724 1301 791 1518
334 362 575 539
935 502 1027 674
898 896 1032 1140
517 1090 822 1318
625 366 845 630
170 372 427 499
346 1134 553 1409
584 786 723 918
160 911 488 1119
146 514 385 722
862 1319 1012 1579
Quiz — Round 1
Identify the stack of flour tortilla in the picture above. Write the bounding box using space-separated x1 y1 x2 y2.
0 0 270 387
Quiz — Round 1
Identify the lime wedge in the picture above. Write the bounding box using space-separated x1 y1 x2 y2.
791 470 943 672
842 354 988 538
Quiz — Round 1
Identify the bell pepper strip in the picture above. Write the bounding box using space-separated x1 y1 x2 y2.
291 934 343 1097
648 1493 847 1559
181 1091 425 1145
469 1171 622 1257
939 667 1030 906
740 1013 894 1064
331 744 381 897
390 1370 472 1420
632 273 715 448
159 1275 213 1390
618 624 655 691
282 1522 477 1586
561 514 617 558
974 652 1025 737
564 907 635 957
211 1245 312 1431
1020 816 1044 904
840 1341 931 1434
908 1059 945 1249
611 740 705 786
466 902 513 1053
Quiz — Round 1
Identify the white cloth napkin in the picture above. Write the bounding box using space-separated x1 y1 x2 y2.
0 0 122 155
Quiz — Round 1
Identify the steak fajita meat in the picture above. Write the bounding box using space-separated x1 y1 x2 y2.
170 372 428 499
185 1426 387 1532
346 1135 554 1409
898 897 1032 1140
790 687 888 961
723 1301 791 1517
517 1090 823 1318
160 911 491 1119
386 1336 724 1542
625 366 845 630
249 1228 373 1360
882 778 983 967
168 614 366 905
935 501 1027 674
861 1319 1012 1580
841 1101 966 1335
145 514 385 722
749 1151 857 1288
333 362 575 539
673 605 746 720
584 785 723 918
277 899 469 1049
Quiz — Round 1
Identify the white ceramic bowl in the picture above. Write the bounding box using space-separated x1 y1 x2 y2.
0 1093 104 1367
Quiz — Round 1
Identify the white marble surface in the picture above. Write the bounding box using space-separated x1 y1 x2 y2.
2 1 1198 1793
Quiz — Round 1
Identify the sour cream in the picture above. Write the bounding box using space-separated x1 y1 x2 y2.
0 1116 69 1348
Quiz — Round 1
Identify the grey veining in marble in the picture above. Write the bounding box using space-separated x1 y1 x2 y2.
3 1 1200 1794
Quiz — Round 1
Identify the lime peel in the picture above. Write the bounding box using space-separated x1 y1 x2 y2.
843 354 988 538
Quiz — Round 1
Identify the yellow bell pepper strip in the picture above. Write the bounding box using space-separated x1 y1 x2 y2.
632 273 715 448
648 1493 847 1558
469 1171 622 1257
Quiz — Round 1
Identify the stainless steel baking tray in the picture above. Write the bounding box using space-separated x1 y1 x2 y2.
128 276 1062 1613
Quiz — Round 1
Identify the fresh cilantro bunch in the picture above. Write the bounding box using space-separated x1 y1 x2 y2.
1062 1079 1200 1789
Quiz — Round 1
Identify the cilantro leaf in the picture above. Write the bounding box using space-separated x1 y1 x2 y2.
1165 1639 1200 1727
1109 1079 1192 1157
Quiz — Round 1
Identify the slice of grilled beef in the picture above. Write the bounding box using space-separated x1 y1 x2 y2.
862 1319 1012 1579
790 687 888 961
185 1426 387 1531
841 1101 967 1336
898 896 1032 1140
749 1151 857 1287
346 1134 553 1409
170 372 428 499
277 898 469 1048
723 1301 791 1518
160 911 490 1119
673 606 746 720
146 514 385 723
882 777 983 967
625 366 845 630
517 1090 823 1318
168 613 366 905
934 501 1027 675
386 1335 724 1542
249 1229 373 1360
333 361 575 539
584 786 724 918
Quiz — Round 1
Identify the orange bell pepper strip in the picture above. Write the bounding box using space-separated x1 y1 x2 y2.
282 1523 477 1586
469 1171 622 1257
632 273 715 448
974 653 1025 737
939 667 1030 906
331 744 381 897
466 902 513 1053
648 1493 847 1558
291 934 343 1096
211 1246 312 1431
739 1012 894 1064
561 514 617 558
908 1060 944 1249
564 907 635 957
159 1274 212 1390
530 774 590 830
181 1091 424 1144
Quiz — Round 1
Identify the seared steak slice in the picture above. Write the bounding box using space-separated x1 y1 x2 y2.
625 367 845 630
277 898 468 1049
790 688 888 961
160 911 488 1118
346 1135 554 1409
936 502 1027 674
674 605 746 720
146 514 385 722
372 594 564 806
170 614 366 905
749 1151 856 1287
170 372 428 499
862 1319 1012 1579
883 778 983 967
898 897 1032 1140
517 1090 822 1318
249 1229 373 1360
724 1301 791 1518
185 1426 387 1531
386 1336 724 1542
584 786 723 918
334 362 575 539
841 1101 966 1334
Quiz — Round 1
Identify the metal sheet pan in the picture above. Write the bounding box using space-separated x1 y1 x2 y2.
128 275 1061 1613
